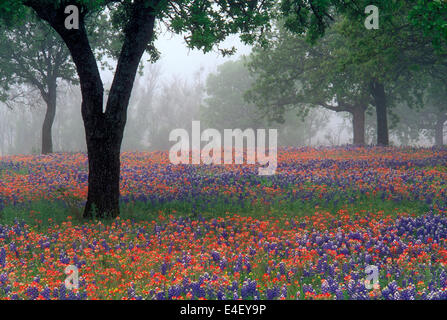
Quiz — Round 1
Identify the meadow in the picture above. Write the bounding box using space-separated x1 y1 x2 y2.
0 146 446 300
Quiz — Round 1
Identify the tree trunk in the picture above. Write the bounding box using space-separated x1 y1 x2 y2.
41 78 57 154
352 107 366 145
84 117 123 218
80 6 156 218
435 114 447 146
370 80 389 146
27 1 157 218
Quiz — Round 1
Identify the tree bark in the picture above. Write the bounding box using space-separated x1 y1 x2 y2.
435 114 447 146
41 78 57 154
370 80 389 146
352 107 366 145
84 118 123 218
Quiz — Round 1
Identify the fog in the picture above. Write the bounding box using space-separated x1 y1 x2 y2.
0 26 444 156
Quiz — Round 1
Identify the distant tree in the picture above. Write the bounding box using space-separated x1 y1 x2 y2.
122 64 162 152
251 0 447 146
150 72 204 150
422 62 447 147
52 83 86 152
392 103 446 147
246 24 372 145
332 4 446 146
202 58 329 146
0 12 112 154
276 0 447 146
401 80 447 146
368 73 447 147
201 59 266 131
0 18 77 154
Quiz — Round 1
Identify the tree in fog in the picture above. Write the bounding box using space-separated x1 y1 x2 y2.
150 72 204 150
0 86 41 154
271 0 447 146
124 70 204 152
428 83 447 146
423 66 447 147
392 79 447 146
0 12 112 154
201 59 265 131
0 17 78 154
52 83 86 152
334 4 446 146
0 82 88 155
249 1 447 146
202 58 329 146
246 24 372 145
122 64 161 152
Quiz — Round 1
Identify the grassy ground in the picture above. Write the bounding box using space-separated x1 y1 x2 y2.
0 195 432 231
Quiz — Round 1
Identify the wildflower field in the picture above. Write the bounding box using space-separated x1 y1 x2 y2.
0 146 446 300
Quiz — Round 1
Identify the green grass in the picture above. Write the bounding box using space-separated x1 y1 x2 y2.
0 167 29 178
0 193 432 232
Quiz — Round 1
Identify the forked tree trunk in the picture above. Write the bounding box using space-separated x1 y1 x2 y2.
371 80 389 146
28 2 157 218
352 107 366 145
42 78 57 154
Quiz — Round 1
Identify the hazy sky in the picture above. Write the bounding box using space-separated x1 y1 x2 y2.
99 29 252 86
148 31 252 80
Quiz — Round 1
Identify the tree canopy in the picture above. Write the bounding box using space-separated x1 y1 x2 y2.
246 1 447 146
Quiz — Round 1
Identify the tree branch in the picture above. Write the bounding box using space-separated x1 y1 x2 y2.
105 0 158 127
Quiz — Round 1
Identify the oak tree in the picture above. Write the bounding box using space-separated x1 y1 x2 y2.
1 0 277 218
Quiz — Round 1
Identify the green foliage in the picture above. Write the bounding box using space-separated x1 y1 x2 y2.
2 0 446 54
247 1 446 129
245 21 371 124
277 0 447 51
279 0 335 42
0 8 116 102
0 0 28 27
0 1 278 58
201 59 265 130
336 2 446 117
0 14 77 94
409 0 447 50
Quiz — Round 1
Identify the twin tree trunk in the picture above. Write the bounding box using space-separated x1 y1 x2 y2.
27 2 158 218
41 78 57 154
371 80 389 146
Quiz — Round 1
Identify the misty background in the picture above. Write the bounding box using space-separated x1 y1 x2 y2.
0 31 442 156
